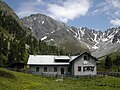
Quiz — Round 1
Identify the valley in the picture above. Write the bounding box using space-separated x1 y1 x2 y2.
0 0 120 90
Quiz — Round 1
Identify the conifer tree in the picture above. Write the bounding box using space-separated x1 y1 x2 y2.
105 56 112 69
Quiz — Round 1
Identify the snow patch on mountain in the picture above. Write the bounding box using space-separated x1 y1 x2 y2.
93 33 98 43
80 28 85 37
117 39 120 43
41 36 47 41
102 38 108 42
51 39 54 41
68 27 77 36
51 30 55 34
42 21 44 24
78 30 81 40
92 45 98 49
34 17 36 20
67 29 70 33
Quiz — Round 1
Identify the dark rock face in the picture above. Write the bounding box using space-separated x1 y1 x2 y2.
21 14 120 57
112 30 120 43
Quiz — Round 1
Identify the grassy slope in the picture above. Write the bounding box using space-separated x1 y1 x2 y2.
0 68 120 90
59 38 88 54
97 52 120 71
98 52 120 61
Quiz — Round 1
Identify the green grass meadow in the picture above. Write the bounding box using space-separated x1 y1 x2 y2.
0 68 120 90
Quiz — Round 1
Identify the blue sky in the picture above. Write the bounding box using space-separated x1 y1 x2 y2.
3 0 120 31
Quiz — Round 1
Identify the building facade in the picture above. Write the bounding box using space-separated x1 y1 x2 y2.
27 52 98 76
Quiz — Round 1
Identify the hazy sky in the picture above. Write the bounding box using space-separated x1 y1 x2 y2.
3 0 120 31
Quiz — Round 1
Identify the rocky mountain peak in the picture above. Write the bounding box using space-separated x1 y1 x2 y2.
21 14 120 57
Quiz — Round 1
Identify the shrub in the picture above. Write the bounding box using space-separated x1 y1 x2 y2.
0 70 15 79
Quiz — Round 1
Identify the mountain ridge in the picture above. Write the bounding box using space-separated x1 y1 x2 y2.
21 13 120 57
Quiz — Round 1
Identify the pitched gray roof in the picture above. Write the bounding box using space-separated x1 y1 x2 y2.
27 52 97 65
27 55 71 65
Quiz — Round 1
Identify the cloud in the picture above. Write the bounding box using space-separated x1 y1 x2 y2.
106 0 120 9
16 0 91 22
14 0 120 27
90 0 120 26
91 0 120 15
47 0 91 23
91 1 110 16
110 19 120 26
16 0 44 18
106 0 120 26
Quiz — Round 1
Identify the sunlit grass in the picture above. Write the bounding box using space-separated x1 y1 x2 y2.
0 68 120 90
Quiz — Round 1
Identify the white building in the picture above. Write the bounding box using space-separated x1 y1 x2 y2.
27 52 98 76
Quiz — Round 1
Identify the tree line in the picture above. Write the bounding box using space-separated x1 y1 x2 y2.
0 10 65 67
104 55 120 69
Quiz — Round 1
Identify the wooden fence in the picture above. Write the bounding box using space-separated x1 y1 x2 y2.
97 71 120 77
7 68 120 77
28 71 120 78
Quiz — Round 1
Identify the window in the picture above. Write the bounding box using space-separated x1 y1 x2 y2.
55 59 70 62
84 55 89 60
44 67 47 72
78 66 81 71
83 66 95 72
84 56 87 60
54 67 57 72
36 67 39 72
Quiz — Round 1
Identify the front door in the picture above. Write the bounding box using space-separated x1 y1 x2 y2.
61 68 64 74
